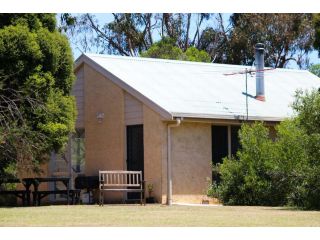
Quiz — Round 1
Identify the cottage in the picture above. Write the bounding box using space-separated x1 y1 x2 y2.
50 45 320 204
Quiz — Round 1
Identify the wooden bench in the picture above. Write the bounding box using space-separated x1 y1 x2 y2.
0 179 29 206
99 170 145 206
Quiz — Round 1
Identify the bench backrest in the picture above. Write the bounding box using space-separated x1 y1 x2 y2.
99 170 142 189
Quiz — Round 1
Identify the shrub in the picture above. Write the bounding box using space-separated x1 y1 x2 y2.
216 90 320 209
217 122 284 206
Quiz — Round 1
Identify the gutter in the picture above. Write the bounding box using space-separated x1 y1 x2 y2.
167 117 182 206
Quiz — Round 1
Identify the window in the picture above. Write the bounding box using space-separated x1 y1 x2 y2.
231 126 241 157
212 125 241 164
212 126 228 165
48 129 85 202
71 129 85 174
211 125 241 182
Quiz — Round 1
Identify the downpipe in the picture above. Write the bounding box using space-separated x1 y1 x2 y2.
167 118 182 205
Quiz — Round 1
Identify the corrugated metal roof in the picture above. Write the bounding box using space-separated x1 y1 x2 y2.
76 53 320 121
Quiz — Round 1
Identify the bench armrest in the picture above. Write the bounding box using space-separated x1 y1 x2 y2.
99 180 105 189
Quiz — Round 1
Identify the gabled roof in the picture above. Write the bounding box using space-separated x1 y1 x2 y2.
74 53 320 122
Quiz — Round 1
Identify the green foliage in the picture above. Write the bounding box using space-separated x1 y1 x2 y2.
289 89 320 209
185 47 211 62
272 120 310 206
0 14 56 32
140 38 210 62
217 122 282 206
0 124 49 177
36 91 76 152
62 13 319 68
313 14 320 57
206 181 220 199
292 89 320 134
140 38 183 60
228 14 314 68
0 14 75 177
309 64 320 77
274 120 308 175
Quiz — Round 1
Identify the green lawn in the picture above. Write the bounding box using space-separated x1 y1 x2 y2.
0 204 319 227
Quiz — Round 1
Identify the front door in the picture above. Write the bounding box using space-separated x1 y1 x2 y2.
126 125 144 200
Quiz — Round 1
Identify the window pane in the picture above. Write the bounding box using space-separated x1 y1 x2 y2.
231 126 241 157
212 126 228 164
71 129 85 174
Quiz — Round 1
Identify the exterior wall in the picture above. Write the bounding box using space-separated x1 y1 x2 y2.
83 63 125 201
143 105 166 202
170 122 212 204
125 92 143 125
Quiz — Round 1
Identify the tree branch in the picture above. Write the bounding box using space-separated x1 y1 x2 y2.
86 14 130 56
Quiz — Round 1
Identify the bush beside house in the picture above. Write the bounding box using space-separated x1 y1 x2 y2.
210 89 320 210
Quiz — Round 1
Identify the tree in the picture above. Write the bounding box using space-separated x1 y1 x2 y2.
227 14 315 68
309 64 320 77
289 89 320 209
60 13 160 56
185 46 211 62
140 37 211 62
60 13 221 58
0 14 76 178
313 13 320 57
61 13 319 69
197 13 231 63
140 37 183 60
217 122 281 206
273 119 309 206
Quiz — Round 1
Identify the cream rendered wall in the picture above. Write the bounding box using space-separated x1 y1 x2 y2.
83 63 125 201
170 122 212 203
125 92 143 125
143 111 212 204
143 105 166 202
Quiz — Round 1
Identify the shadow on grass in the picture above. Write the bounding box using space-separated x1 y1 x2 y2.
262 206 319 212
223 204 318 212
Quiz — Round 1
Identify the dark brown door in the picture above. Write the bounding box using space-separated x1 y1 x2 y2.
126 125 144 200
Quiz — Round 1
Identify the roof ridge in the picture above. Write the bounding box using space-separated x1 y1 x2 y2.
84 53 311 73
84 53 248 69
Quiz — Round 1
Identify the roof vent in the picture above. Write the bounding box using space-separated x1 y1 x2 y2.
255 43 265 101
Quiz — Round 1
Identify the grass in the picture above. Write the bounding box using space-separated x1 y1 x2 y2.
0 204 319 227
